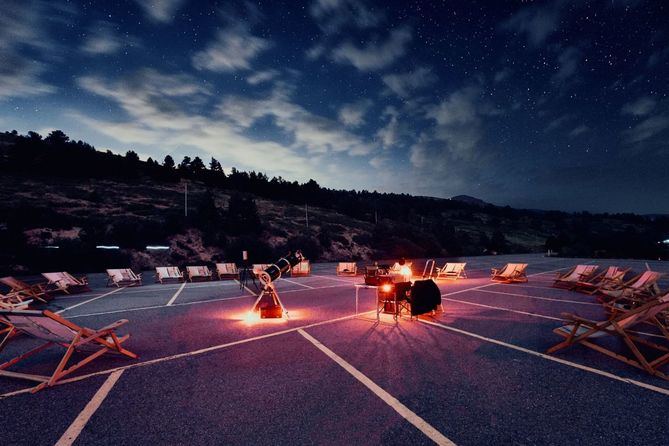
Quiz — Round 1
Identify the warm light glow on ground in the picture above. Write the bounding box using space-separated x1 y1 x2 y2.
228 310 304 325
381 283 393 293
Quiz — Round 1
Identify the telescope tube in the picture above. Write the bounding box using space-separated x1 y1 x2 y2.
258 250 303 286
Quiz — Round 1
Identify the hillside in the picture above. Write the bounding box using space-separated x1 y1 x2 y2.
1 129 667 274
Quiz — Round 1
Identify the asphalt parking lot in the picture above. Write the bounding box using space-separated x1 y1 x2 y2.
1 253 668 445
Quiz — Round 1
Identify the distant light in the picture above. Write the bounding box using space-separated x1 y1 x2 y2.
96 245 120 250
381 283 394 293
42 246 59 249
663 239 669 245
146 245 170 250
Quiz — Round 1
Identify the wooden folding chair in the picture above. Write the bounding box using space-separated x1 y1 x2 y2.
0 309 137 393
216 263 239 280
491 263 528 283
290 260 311 277
41 272 90 294
106 268 142 287
0 292 32 310
337 262 357 276
547 294 669 380
552 265 598 289
155 266 185 284
435 263 467 280
0 276 50 303
186 266 212 282
598 270 663 302
572 266 629 294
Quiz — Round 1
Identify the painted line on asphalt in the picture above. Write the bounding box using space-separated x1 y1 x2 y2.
236 279 258 296
419 318 669 397
55 370 124 446
298 329 456 446
280 278 314 289
0 310 376 399
165 282 187 306
477 289 601 306
311 274 360 284
56 287 125 314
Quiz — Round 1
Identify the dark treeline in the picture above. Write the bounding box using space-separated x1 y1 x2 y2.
1 129 668 270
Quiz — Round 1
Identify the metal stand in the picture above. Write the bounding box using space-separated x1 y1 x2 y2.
251 282 289 319
238 265 258 291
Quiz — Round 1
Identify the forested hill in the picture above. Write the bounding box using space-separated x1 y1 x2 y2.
1 130 667 274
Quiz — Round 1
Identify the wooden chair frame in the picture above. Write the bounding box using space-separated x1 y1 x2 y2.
552 265 598 289
290 260 311 277
216 263 240 280
491 263 528 283
106 268 142 287
0 310 137 393
42 272 90 294
435 263 467 281
155 266 184 284
572 266 629 294
337 262 358 276
186 266 212 282
547 295 669 380
0 276 49 303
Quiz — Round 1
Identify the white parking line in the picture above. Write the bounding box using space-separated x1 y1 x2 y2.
56 287 125 314
298 329 456 446
311 274 360 284
477 289 601 306
165 282 186 306
55 370 124 446
0 310 376 399
280 278 314 289
419 319 669 397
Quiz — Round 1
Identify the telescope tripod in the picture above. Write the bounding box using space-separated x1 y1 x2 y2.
251 282 289 319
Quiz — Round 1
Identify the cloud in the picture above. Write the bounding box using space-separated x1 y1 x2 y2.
499 2 561 47
493 68 513 83
545 114 573 132
218 86 374 156
624 115 669 144
134 0 185 23
376 106 400 148
0 0 69 100
332 25 412 71
193 24 272 72
568 124 589 138
621 96 656 116
382 67 437 98
310 0 384 33
552 46 580 83
81 21 140 55
246 69 280 85
338 99 372 127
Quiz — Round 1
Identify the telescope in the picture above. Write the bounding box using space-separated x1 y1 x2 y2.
250 250 303 319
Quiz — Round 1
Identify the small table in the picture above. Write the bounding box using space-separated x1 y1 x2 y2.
354 283 402 323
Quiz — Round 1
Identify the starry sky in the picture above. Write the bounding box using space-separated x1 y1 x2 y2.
1 0 668 214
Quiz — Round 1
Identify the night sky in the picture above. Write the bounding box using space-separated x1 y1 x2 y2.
1 0 668 214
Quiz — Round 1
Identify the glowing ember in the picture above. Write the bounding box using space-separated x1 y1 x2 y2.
381 283 393 293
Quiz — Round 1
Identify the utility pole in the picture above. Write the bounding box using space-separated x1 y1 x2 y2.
184 182 188 217
305 203 309 229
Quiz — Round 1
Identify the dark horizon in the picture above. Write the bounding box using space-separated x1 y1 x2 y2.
2 0 668 213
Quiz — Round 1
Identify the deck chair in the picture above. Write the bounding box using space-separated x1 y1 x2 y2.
337 262 357 276
491 263 528 283
552 265 599 289
547 294 669 380
41 272 90 294
0 309 137 392
572 266 629 294
0 276 49 303
216 263 239 280
155 266 184 284
186 266 212 282
106 269 142 287
291 260 311 277
435 263 467 280
598 270 663 301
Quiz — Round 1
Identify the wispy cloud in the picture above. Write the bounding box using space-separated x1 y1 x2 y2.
499 2 562 47
376 106 400 148
193 24 272 72
382 67 437 98
552 46 580 83
310 0 384 33
545 114 573 132
81 21 140 55
568 124 589 138
338 99 372 128
246 69 280 85
624 115 669 144
134 0 185 24
621 96 656 116
332 25 412 71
